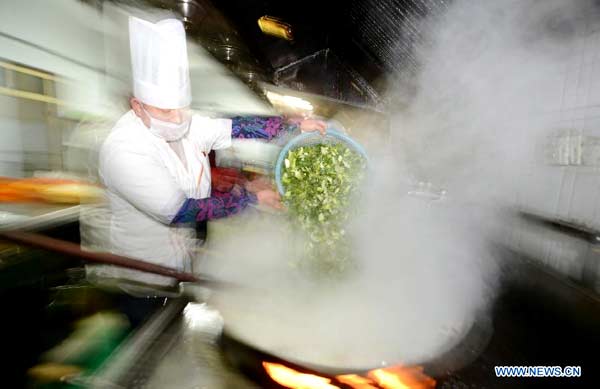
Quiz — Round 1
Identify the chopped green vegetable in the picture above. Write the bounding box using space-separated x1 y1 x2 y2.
282 142 366 276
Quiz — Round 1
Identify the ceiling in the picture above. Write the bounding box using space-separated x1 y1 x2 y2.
207 0 449 87
104 0 449 110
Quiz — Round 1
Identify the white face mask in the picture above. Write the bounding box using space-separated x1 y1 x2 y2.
141 106 191 142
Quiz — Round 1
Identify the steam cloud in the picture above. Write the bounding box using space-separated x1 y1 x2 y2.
203 0 596 371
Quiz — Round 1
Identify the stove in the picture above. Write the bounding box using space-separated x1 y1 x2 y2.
84 255 600 389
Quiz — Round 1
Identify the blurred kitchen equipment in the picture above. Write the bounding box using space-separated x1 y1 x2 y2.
0 177 103 204
546 131 600 167
0 211 30 226
408 181 447 201
257 16 293 41
215 139 281 174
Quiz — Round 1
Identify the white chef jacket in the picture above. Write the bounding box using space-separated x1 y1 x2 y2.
87 110 232 289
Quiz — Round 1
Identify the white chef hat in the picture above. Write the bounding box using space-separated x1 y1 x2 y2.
128 16 191 109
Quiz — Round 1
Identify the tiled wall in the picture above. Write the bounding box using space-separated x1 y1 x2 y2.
553 8 600 224
515 5 600 288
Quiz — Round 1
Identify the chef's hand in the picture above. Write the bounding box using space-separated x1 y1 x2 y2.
245 176 273 194
300 119 327 135
256 189 283 210
230 184 245 197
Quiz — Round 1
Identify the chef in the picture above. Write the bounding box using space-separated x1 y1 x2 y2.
87 16 325 296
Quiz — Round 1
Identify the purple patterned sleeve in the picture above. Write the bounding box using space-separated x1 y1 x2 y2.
171 189 258 223
231 116 299 140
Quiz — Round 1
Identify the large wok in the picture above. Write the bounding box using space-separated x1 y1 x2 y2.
201 212 496 381
212 248 600 388
218 311 492 380
211 290 492 377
